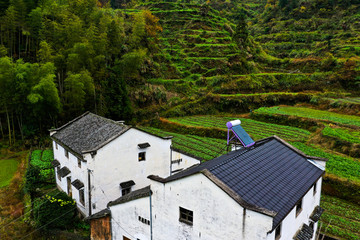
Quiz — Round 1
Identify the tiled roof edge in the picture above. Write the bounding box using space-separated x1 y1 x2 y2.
107 186 151 207
50 135 84 159
201 169 277 217
85 208 111 220
81 126 131 154
50 111 90 132
134 127 174 140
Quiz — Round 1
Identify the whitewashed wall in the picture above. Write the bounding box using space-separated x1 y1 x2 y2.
150 174 273 240
88 128 172 214
266 178 323 240
171 150 200 174
52 141 89 216
110 197 151 240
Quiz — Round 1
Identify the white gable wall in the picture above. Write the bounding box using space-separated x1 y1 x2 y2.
88 128 171 214
266 177 323 240
170 150 201 174
151 174 273 240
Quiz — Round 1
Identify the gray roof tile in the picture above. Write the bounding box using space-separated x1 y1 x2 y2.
51 112 130 155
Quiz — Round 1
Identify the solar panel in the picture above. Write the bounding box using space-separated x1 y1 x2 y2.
232 124 255 147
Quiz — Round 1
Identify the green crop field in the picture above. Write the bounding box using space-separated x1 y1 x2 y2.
30 149 54 182
0 159 19 188
254 106 360 127
167 115 311 141
139 126 227 161
291 142 360 183
322 126 360 144
320 195 360 240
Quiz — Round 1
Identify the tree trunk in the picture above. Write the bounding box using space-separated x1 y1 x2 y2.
0 116 4 138
5 106 11 146
11 112 15 144
17 113 24 141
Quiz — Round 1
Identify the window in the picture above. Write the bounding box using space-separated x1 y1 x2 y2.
65 149 69 158
55 142 58 150
57 166 61 181
138 152 146 161
275 223 281 240
122 187 131 196
179 207 193 225
78 158 81 168
67 177 72 197
313 182 317 195
296 198 302 216
79 189 85 206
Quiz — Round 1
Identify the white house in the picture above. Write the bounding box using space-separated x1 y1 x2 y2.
50 112 200 217
93 135 326 240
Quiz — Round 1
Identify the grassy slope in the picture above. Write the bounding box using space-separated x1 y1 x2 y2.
0 160 19 188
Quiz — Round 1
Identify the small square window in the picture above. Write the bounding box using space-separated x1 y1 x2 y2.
65 149 69 158
122 187 131 196
275 223 281 240
79 189 85 206
78 158 81 168
296 199 302 216
138 152 146 161
179 207 193 225
313 182 317 195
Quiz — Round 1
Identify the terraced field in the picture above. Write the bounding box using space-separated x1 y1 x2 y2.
253 106 360 127
291 142 360 183
139 126 227 161
322 126 360 144
166 115 311 141
320 195 360 240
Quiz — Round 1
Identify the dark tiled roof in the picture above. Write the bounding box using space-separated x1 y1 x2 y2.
51 112 130 155
71 179 84 190
310 206 324 222
294 224 314 240
150 136 324 230
57 167 71 178
108 186 151 207
86 208 111 220
51 159 60 167
138 142 150 149
120 180 135 188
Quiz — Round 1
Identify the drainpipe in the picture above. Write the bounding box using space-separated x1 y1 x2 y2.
88 169 92 216
149 190 153 240
170 146 173 175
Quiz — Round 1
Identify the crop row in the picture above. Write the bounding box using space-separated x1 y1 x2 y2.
322 126 360 144
166 116 310 141
139 127 227 161
321 195 360 221
320 195 360 240
290 142 360 183
254 106 360 127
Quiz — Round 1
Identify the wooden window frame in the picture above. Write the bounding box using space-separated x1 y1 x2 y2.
296 198 303 217
122 187 131 196
79 189 85 206
138 152 146 161
179 207 193 225
275 223 281 240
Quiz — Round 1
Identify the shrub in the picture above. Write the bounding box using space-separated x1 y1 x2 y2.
33 190 76 230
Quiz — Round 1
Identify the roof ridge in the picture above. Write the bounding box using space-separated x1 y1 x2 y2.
51 111 90 132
